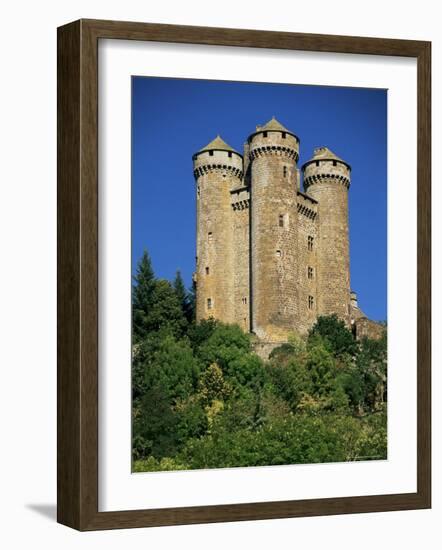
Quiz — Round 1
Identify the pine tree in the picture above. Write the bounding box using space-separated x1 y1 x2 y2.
173 270 194 323
132 250 156 340
173 270 187 312
187 281 196 322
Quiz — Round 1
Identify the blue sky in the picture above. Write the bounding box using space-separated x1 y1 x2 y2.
132 77 387 321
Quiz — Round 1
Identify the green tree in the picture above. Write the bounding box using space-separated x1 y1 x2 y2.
357 333 387 411
132 332 202 459
174 396 208 444
267 355 312 412
198 363 231 405
197 323 251 370
133 331 199 402
179 415 355 469
173 270 193 323
187 281 196 322
143 279 187 337
132 250 156 340
309 314 358 358
132 383 180 459
187 318 218 350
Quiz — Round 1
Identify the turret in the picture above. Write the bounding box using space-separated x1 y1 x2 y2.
248 117 300 341
302 147 351 323
193 136 243 324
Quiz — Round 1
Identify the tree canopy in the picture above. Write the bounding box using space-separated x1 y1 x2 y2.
132 250 387 471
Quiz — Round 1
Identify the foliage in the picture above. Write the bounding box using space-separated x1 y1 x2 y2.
132 250 156 340
131 250 388 471
308 314 358 358
173 270 194 323
198 363 231 405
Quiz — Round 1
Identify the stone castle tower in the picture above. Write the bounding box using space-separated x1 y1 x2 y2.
193 117 380 344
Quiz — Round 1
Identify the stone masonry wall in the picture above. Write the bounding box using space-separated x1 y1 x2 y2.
354 317 385 340
231 186 250 331
249 131 300 341
296 192 319 334
304 160 351 325
194 149 243 324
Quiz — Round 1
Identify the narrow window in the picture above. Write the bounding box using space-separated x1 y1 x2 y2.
315 160 320 167
228 151 232 158
205 266 210 275
308 235 314 251
276 250 281 258
242 297 247 305
209 150 214 156
207 298 213 310
308 295 314 309
282 132 286 139
333 160 337 166
283 166 287 178
197 185 201 198
279 214 284 227
208 232 213 243
263 131 268 138
308 267 314 279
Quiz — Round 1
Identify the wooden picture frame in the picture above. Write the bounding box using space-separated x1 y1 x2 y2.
57 18 431 530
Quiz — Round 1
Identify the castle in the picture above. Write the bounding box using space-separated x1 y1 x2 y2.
192 117 382 346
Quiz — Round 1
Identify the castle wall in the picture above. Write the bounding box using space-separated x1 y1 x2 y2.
249 131 300 341
231 186 250 331
296 192 319 334
354 317 385 340
193 150 243 324
193 127 357 343
303 159 351 324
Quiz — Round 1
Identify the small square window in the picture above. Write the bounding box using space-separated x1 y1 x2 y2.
263 131 268 138
276 250 282 258
209 150 214 156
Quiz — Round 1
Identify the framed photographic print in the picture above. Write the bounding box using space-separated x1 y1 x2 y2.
57 19 431 530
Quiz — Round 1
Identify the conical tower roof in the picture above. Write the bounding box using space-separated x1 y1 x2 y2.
198 135 238 154
302 146 351 170
256 116 290 133
247 117 299 144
